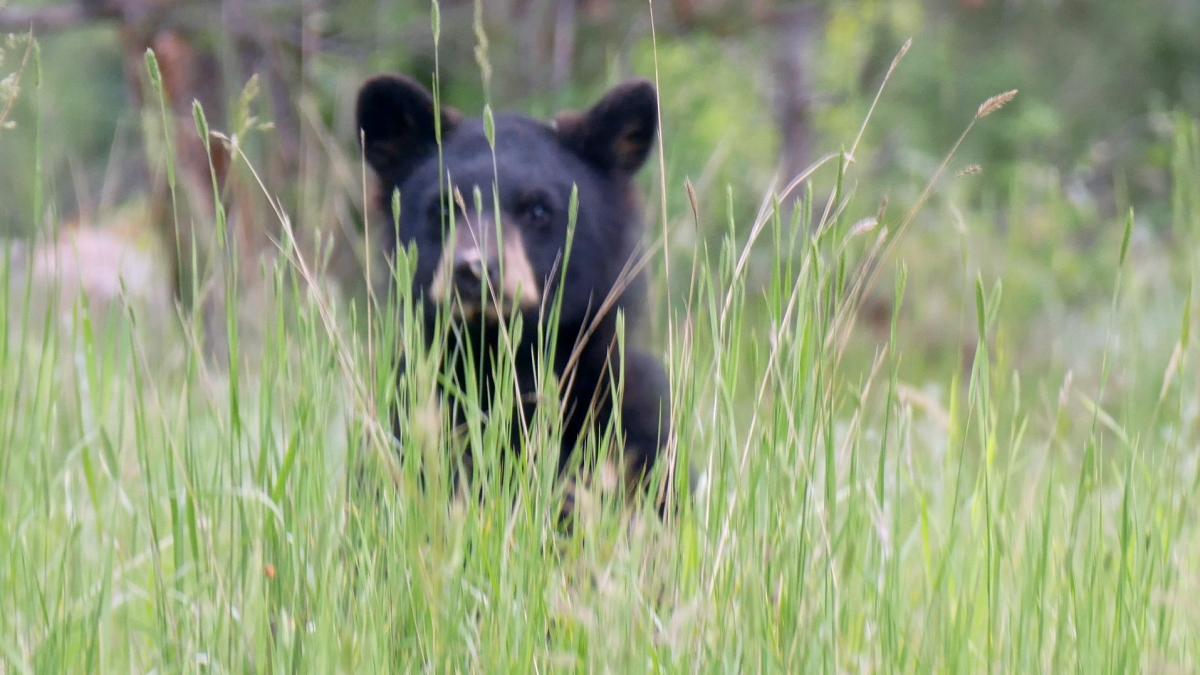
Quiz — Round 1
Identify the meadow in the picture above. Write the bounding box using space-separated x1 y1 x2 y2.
2 6 1200 671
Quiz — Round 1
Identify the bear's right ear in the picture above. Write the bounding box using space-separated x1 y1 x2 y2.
356 75 461 181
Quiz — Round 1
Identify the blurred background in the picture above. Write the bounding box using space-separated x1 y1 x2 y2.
2 0 1199 384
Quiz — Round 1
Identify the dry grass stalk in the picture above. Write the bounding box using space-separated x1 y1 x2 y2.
977 89 1018 118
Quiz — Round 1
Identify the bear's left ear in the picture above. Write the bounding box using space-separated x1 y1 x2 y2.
356 74 462 181
556 79 658 174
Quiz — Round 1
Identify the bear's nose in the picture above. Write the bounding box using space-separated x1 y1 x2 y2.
452 255 499 296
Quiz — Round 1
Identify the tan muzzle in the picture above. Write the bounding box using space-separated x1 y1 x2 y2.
428 214 542 318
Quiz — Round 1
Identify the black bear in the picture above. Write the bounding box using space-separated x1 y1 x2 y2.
356 74 672 508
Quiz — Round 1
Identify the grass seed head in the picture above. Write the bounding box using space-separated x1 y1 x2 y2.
976 89 1019 118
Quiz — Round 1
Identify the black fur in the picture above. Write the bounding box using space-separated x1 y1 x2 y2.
357 75 671 502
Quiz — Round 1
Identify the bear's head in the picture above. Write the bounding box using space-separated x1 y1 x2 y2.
356 75 657 329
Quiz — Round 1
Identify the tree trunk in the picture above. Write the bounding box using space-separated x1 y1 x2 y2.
772 3 823 185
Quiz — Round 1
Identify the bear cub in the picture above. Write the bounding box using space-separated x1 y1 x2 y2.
356 74 672 507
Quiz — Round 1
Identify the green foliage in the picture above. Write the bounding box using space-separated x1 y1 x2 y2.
853 0 1200 207
630 34 777 236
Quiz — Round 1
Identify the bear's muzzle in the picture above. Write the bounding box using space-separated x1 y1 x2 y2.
428 214 542 320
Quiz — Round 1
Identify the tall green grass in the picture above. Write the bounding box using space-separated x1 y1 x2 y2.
3 28 1200 673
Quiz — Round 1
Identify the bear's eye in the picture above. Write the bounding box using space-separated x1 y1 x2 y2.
518 195 553 229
